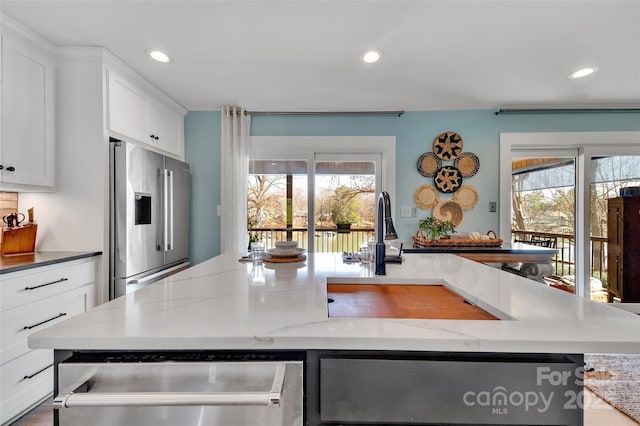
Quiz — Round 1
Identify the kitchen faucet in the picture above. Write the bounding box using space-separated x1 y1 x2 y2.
375 191 398 275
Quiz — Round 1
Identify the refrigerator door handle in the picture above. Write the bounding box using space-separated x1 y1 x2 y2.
168 169 174 250
127 261 190 285
163 168 169 252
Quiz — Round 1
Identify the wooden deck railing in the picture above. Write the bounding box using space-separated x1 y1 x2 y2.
253 227 608 285
252 227 375 253
511 230 608 286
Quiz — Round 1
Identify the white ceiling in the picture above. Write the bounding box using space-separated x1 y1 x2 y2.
2 1 639 112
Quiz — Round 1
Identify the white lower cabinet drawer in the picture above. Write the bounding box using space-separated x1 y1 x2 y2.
1 285 91 364
1 258 95 311
0 348 53 425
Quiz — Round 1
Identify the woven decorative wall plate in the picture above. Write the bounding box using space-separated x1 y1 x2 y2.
413 184 439 210
433 200 464 226
432 131 464 160
434 166 462 193
453 185 479 209
417 152 442 177
454 152 480 178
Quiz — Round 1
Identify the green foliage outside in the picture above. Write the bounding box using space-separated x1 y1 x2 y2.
330 185 361 224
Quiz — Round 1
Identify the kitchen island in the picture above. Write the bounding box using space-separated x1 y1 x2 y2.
29 253 640 425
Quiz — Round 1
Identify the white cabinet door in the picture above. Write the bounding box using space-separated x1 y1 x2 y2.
106 69 184 158
0 35 55 188
106 69 151 144
0 257 96 424
1 284 92 364
153 101 184 158
1 257 96 311
0 347 53 425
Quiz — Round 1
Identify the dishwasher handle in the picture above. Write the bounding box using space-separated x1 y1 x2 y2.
54 363 286 409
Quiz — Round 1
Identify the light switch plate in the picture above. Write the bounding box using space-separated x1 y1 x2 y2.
400 206 416 217
489 201 497 212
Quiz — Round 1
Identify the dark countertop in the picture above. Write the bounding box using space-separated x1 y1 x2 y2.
403 242 557 254
0 251 102 275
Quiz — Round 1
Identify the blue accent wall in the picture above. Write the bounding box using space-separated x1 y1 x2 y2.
185 111 221 265
186 109 640 264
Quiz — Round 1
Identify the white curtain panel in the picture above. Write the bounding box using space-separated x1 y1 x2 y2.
220 106 251 253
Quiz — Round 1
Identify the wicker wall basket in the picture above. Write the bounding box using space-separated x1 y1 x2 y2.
413 230 503 248
452 185 479 210
413 185 439 210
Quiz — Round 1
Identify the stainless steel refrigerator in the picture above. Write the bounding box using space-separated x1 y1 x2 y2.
110 139 190 299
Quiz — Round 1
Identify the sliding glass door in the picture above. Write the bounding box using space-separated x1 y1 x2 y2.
511 153 577 294
500 132 640 300
248 159 308 249
588 155 640 303
313 155 379 253
247 156 380 253
249 136 395 252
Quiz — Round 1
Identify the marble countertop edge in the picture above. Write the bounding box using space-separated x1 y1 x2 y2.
27 252 640 354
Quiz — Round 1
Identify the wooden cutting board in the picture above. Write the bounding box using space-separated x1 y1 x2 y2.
1 224 37 256
327 283 498 320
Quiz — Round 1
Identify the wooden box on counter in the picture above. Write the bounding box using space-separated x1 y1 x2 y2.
1 224 37 256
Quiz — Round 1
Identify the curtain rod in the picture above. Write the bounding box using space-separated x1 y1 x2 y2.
495 108 640 115
242 110 405 117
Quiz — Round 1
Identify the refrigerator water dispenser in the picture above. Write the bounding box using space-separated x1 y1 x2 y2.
135 193 152 225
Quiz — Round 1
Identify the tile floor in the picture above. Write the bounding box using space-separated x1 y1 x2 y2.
8 389 639 425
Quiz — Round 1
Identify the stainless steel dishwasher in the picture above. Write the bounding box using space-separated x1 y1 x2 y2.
53 353 303 426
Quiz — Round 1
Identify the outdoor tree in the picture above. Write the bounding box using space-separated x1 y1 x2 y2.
550 188 575 233
247 175 285 227
511 177 526 230
330 185 360 224
292 182 308 227
328 177 375 226
315 192 334 226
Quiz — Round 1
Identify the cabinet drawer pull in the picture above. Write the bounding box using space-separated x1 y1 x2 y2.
24 312 67 330
25 277 68 290
24 363 54 380
6 166 15 172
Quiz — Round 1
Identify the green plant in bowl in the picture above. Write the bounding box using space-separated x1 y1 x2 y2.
418 217 456 240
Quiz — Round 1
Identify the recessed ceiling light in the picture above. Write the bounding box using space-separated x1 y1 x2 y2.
148 50 171 63
361 50 383 64
568 67 598 79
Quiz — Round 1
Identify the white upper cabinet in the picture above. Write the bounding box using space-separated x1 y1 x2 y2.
152 101 184 158
106 68 185 158
0 21 55 190
106 70 151 144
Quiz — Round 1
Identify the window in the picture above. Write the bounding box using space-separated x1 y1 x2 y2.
249 136 395 252
500 131 640 300
511 152 577 293
248 160 308 248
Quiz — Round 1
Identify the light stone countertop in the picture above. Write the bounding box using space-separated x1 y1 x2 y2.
28 253 640 354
